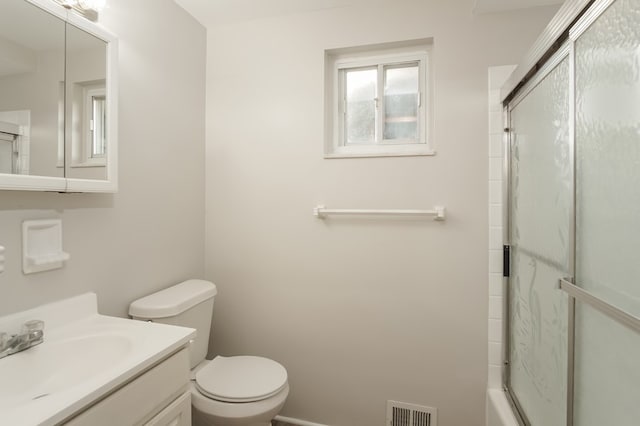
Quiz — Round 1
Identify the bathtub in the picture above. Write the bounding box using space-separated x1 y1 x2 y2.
487 389 519 426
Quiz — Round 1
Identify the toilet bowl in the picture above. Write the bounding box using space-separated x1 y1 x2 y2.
129 279 289 426
191 357 289 426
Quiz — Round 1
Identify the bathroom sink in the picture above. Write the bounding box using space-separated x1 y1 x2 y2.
0 334 132 409
0 293 195 425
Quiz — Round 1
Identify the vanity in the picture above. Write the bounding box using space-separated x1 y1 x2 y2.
0 294 195 425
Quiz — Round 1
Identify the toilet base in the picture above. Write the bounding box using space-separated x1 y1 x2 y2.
190 382 289 426
192 408 272 426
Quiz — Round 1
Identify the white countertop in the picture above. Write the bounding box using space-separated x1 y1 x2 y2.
0 293 196 426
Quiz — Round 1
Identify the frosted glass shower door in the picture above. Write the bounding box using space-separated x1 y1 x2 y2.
508 51 571 426
573 0 640 424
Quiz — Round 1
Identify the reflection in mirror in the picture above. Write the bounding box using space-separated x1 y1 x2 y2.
65 23 108 180
0 0 65 177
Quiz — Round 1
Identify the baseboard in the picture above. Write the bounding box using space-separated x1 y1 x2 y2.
274 415 330 426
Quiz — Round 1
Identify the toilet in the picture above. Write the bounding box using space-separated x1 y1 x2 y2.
129 279 289 426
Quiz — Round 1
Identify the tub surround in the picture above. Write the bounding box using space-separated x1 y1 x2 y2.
486 65 518 426
487 389 519 426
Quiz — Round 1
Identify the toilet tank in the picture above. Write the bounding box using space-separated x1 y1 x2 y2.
129 279 217 368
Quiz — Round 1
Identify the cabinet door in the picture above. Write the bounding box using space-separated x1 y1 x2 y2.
64 349 190 426
145 391 191 426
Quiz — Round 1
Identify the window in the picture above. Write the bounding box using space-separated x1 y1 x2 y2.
68 81 107 168
88 89 106 159
325 40 433 158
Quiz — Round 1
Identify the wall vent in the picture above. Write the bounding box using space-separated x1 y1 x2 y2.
387 400 437 426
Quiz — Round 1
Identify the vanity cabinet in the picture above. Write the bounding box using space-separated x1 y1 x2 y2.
145 391 191 426
64 348 191 426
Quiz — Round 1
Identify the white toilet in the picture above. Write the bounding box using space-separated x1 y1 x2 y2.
129 279 289 426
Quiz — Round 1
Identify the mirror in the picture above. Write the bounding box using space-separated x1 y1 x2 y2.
65 23 107 181
0 0 117 192
0 0 65 178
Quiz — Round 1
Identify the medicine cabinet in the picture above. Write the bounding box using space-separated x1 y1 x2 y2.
0 0 117 192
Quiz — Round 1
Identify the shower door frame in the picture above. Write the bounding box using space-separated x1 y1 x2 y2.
501 0 640 425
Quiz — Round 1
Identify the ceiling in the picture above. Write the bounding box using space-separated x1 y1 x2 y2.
473 0 564 14
174 0 565 27
173 0 383 27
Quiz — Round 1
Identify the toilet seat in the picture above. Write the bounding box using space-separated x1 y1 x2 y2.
195 356 288 403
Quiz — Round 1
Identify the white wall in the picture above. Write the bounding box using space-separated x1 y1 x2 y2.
0 0 206 318
204 2 557 425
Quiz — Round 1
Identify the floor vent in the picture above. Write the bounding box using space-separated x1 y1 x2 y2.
387 400 437 426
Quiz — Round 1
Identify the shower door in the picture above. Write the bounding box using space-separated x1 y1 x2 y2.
506 46 571 426
505 0 640 425
572 0 640 424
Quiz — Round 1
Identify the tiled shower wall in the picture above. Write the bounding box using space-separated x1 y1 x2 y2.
488 65 516 389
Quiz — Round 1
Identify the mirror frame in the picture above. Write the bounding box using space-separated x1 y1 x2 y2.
0 0 118 192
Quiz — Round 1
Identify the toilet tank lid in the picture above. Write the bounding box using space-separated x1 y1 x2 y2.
129 279 217 319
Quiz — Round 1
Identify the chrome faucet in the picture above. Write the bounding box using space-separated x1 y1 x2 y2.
0 320 44 360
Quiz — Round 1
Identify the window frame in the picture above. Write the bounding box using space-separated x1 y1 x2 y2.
69 82 107 168
326 46 434 159
86 87 106 160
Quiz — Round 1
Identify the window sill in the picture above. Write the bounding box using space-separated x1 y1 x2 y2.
69 161 106 168
325 145 436 159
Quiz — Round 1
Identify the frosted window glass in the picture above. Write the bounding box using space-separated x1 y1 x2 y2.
91 96 106 158
574 302 640 426
345 68 376 145
575 0 640 317
509 56 570 426
384 65 419 141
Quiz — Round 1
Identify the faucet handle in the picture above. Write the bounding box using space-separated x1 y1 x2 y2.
21 320 44 344
22 320 44 333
